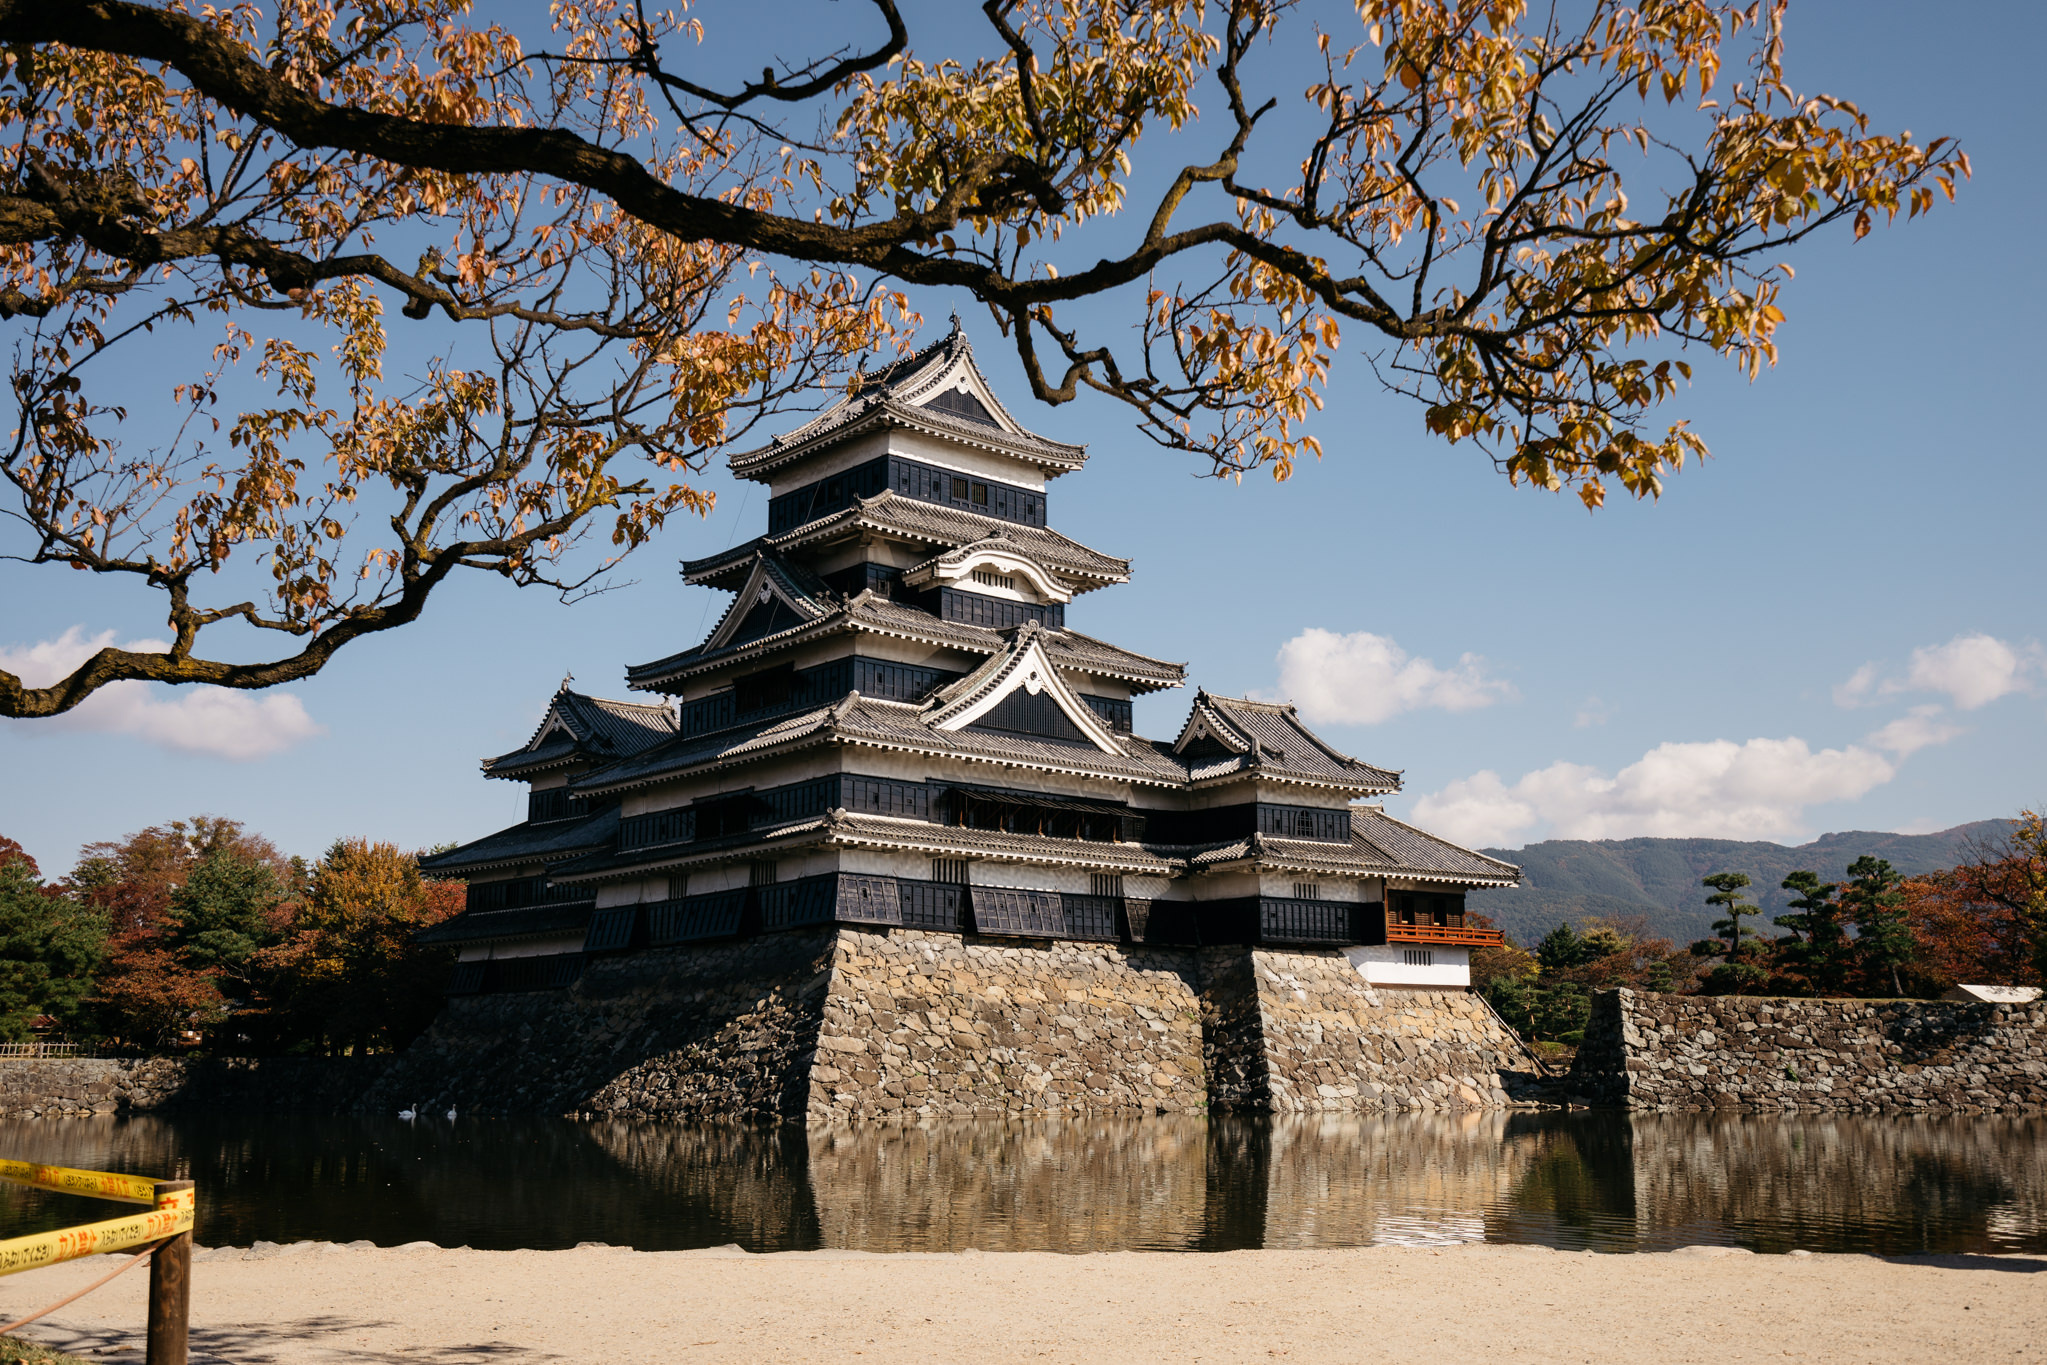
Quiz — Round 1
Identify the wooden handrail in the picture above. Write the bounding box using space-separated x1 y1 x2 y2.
1385 922 1506 947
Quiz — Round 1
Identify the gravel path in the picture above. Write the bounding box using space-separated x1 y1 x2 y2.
2 1241 2041 1363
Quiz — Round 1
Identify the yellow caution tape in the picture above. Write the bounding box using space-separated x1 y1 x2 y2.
0 1161 161 1207
0 1199 194 1277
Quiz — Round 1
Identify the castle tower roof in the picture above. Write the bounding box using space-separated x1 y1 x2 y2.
727 321 1087 482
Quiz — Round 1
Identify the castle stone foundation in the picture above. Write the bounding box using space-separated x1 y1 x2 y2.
361 928 1538 1120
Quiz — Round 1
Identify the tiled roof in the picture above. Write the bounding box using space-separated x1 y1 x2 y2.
573 693 1192 799
824 812 1179 873
481 686 678 778
1177 811 1517 886
1172 691 1401 794
681 493 1130 594
727 324 1087 480
1348 806 1521 882
624 585 1185 693
417 805 621 875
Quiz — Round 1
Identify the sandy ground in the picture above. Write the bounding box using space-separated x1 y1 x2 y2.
1 1242 2041 1364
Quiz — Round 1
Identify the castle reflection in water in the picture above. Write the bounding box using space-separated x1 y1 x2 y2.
2 1112 2042 1256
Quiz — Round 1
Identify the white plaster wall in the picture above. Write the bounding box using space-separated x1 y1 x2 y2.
885 429 1050 491
1188 870 1261 900
595 877 670 908
1344 945 1471 989
527 772 570 792
1068 674 1132 702
763 430 892 495
837 848 931 878
967 862 1091 894
1259 871 1362 901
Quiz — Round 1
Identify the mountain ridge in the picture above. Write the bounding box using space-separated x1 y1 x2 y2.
1470 820 2012 947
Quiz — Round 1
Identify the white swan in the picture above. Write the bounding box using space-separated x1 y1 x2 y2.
397 1102 418 1120
445 1104 458 1121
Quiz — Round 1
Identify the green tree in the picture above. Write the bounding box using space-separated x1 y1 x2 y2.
1694 871 1767 994
0 859 107 1040
1536 922 1591 972
1842 855 1912 996
1777 870 1848 994
166 846 285 980
257 839 463 1054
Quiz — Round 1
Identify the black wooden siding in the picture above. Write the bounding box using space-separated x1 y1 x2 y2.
465 877 595 914
1080 694 1133 733
459 878 1414 961
917 586 1064 631
963 687 1091 747
1142 803 1353 846
526 788 589 824
445 953 586 996
618 774 937 851
675 656 959 738
767 454 1047 534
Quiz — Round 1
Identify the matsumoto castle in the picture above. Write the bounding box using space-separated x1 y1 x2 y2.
421 323 1517 995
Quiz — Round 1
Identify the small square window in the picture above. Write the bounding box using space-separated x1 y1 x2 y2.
972 482 989 506
951 476 970 501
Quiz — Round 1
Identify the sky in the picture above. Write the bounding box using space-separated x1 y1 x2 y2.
2 0 2043 875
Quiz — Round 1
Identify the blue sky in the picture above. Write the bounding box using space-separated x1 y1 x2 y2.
2 1 2042 874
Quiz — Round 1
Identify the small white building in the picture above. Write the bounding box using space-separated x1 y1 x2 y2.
1942 984 2044 1004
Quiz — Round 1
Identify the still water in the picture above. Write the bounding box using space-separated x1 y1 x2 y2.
1 1112 2041 1256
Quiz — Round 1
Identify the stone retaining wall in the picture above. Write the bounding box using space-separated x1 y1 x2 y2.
807 928 1207 1120
1569 988 2047 1114
362 929 838 1121
0 932 1546 1121
1247 950 1530 1112
0 1057 393 1118
368 929 1539 1120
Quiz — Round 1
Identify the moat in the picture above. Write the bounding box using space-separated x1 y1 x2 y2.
2 1112 2041 1256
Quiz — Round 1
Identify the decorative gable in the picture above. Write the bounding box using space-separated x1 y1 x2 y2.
899 536 1076 604
926 625 1123 754
698 554 830 656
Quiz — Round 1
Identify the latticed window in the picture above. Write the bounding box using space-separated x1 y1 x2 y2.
1294 809 1318 837
749 860 780 887
970 568 1017 592
1402 949 1433 967
1292 882 1322 900
931 858 970 884
1090 873 1125 898
666 872 688 901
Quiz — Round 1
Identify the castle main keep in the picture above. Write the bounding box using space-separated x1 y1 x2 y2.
398 324 1532 1120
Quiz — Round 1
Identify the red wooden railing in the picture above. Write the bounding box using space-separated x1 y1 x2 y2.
1384 922 1506 947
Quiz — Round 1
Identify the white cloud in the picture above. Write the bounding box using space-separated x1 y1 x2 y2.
0 627 323 760
1573 696 1610 729
1260 627 1515 726
1835 633 2041 711
1897 633 2038 710
1833 662 1880 708
1412 736 1896 848
1864 704 1963 757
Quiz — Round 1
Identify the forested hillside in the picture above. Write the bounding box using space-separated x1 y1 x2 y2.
1473 821 2012 947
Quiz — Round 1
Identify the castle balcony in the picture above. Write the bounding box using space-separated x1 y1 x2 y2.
1384 921 1505 948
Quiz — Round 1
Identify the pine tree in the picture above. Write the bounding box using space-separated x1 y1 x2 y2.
1842 856 1913 996
1777 871 1848 994
0 861 107 1041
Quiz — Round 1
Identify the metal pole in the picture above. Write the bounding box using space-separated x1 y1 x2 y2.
145 1181 192 1365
